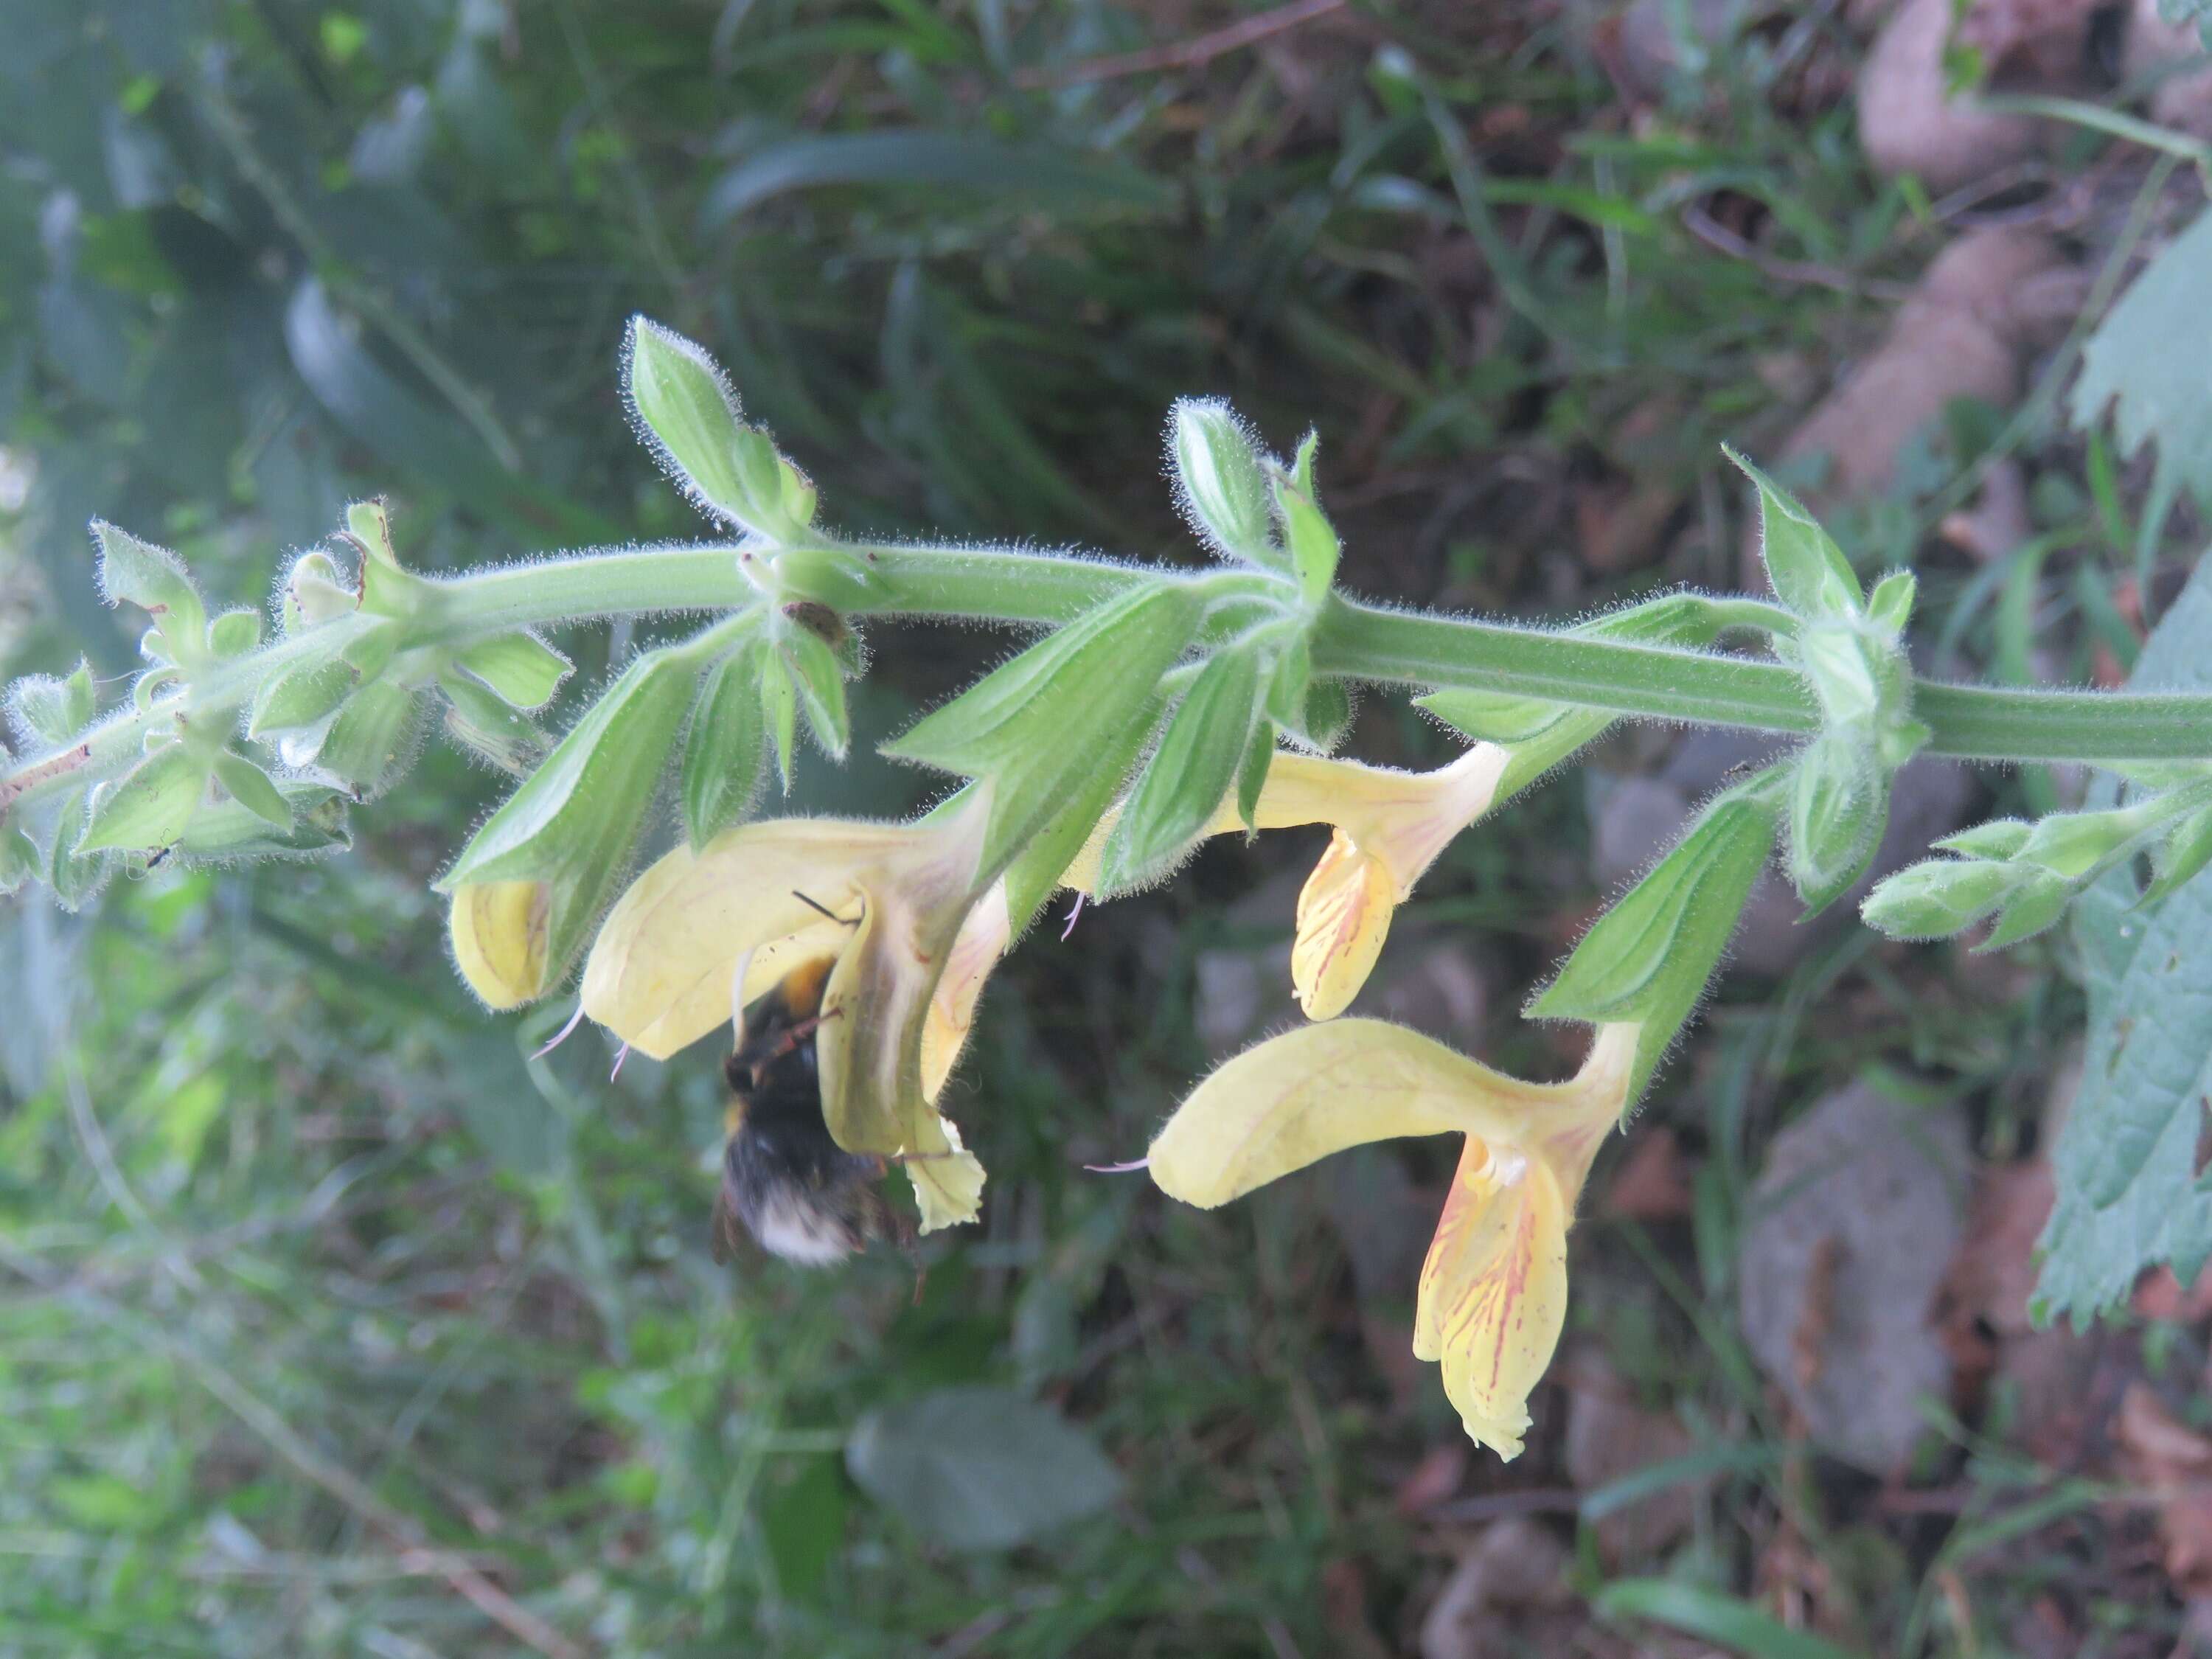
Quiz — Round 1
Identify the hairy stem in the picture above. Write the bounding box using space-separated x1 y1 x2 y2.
6 536 2207 813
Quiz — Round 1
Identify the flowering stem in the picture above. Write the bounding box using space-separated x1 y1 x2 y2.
6 535 2207 812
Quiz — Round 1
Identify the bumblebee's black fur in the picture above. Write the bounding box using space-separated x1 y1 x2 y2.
715 955 902 1265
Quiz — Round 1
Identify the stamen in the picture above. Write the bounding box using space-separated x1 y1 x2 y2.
610 1043 630 1081
1083 1156 1150 1175
530 1000 587 1061
1060 892 1086 942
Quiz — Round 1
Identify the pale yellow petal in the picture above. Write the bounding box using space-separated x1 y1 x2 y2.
905 1112 987 1233
1416 1139 1571 1461
580 818 905 1059
449 880 550 1009
920 880 1012 1102
1290 831 1396 1020
1147 1019 1576 1208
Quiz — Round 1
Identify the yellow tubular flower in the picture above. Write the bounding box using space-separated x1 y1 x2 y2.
1147 1017 1638 1458
580 794 994 1231
449 880 552 1009
1063 743 1510 1020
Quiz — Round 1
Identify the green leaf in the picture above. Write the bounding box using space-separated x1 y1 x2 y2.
314 681 422 798
1597 1579 1860 1659
453 630 573 710
440 672 549 776
1235 719 1275 836
1532 780 1783 1088
1862 858 2023 939
78 745 207 852
680 651 768 851
211 754 293 828
1723 447 1861 619
176 782 349 861
998 702 1163 932
624 317 792 537
439 651 696 994
1271 463 1340 605
699 131 1175 229
2072 206 2212 507
9 659 95 747
2037 557 2212 1324
1169 399 1276 566
205 608 262 658
0 827 38 894
47 791 112 911
1865 568 1917 636
1290 676 1352 752
1935 818 2034 859
779 625 850 758
760 652 799 792
844 1386 1122 1553
884 584 1203 869
1098 647 1264 893
91 521 206 647
1787 730 1888 917
248 655 357 740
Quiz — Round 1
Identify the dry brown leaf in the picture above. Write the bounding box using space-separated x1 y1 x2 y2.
1562 1348 1705 1563
1394 1441 1470 1520
2118 1384 2212 1597
1417 1518 1573 1659
2133 1266 2212 1325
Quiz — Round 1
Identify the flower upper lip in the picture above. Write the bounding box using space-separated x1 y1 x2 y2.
579 794 995 1231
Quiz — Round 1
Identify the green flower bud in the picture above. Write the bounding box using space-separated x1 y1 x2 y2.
1861 858 2023 940
1170 399 1276 567
8 659 96 748
624 317 797 539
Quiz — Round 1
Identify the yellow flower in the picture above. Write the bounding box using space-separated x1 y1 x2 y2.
449 880 552 1009
1065 744 1509 1020
579 794 995 1231
1147 1016 1638 1458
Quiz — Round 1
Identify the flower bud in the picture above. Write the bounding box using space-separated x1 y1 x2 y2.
1170 399 1277 567
1860 858 2022 940
449 880 552 1009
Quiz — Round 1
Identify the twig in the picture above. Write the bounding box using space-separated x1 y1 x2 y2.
1681 202 1913 302
0 742 90 813
0 1242 588 1659
1012 0 1346 89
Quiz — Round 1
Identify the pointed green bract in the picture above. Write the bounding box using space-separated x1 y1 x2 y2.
212 753 293 828
0 827 38 893
206 609 263 659
680 650 768 850
439 672 548 776
1532 779 1783 1088
94 521 206 639
1271 432 1338 603
760 651 799 791
885 582 1204 871
625 317 795 538
1234 719 1274 837
9 661 96 748
454 630 573 710
1099 645 1265 894
315 681 422 797
248 656 358 740
1724 448 1861 620
78 745 208 852
1170 399 1276 567
779 624 850 758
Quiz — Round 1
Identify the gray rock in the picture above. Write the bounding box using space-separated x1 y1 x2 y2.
1739 1080 1971 1471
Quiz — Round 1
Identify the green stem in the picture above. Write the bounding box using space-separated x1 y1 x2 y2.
7 537 2209 813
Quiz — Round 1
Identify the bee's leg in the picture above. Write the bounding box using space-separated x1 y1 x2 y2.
759 1004 845 1065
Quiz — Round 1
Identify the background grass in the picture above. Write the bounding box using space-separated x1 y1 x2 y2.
1 2 2200 1655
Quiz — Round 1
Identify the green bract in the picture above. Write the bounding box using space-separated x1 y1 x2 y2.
680 650 769 851
1531 777 1784 1088
625 317 797 540
1170 400 1276 568
437 650 698 995
884 582 1205 871
1098 644 1265 893
92 521 207 661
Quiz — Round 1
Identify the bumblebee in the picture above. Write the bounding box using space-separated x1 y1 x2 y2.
714 954 907 1265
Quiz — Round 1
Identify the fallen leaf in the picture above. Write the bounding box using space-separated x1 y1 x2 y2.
1394 1441 1470 1519
1418 1518 1573 1659
2118 1384 2212 1596
1562 1348 1705 1563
